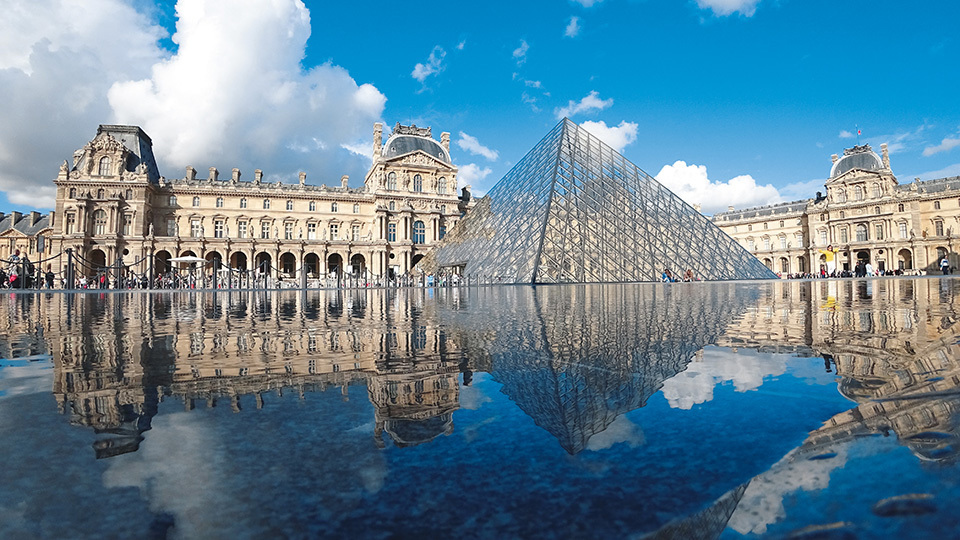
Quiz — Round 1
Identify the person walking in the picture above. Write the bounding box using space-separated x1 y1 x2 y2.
941 256 950 275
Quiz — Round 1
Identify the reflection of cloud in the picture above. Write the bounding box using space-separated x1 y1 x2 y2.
0 357 53 398
459 382 492 410
585 414 645 451
728 446 848 535
103 412 230 539
659 348 788 409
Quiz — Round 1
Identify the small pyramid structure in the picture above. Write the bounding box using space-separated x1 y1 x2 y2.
425 118 776 283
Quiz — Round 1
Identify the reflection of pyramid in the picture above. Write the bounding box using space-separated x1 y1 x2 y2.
427 118 775 283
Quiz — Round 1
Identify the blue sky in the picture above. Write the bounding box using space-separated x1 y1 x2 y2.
1 0 958 214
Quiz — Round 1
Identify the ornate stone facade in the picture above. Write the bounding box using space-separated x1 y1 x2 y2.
713 143 960 275
50 123 469 282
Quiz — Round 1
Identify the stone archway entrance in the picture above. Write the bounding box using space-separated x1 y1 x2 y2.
230 252 247 271
155 250 171 275
327 254 343 277
898 249 913 270
304 253 320 277
350 254 366 276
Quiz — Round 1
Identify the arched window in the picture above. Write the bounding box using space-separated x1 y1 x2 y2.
856 223 868 242
97 188 104 199
387 172 397 190
353 203 359 213
69 188 76 198
897 203 904 212
263 199 270 209
874 206 880 215
193 196 200 207
93 209 107 235
873 183 881 198
240 197 247 209
125 189 133 200
413 220 425 244
779 235 787 249
936 220 944 236
837 189 847 203
216 197 223 208
98 156 111 176
855 186 864 201
934 200 941 210
389 201 395 211
413 174 423 193
286 200 293 211
438 177 447 194
331 202 338 213
309 201 316 211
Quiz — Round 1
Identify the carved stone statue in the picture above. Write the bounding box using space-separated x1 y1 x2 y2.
148 222 154 236
59 160 69 174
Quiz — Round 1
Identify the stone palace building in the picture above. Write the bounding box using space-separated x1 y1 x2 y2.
712 143 960 275
46 122 469 282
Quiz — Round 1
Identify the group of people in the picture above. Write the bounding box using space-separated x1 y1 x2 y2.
661 269 698 282
2 249 55 289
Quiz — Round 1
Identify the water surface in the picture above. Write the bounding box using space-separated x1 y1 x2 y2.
1 278 958 539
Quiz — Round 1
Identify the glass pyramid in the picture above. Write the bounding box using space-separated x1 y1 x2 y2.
427 118 776 283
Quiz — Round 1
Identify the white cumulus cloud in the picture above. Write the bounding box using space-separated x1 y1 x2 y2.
654 160 783 215
839 129 854 139
457 132 499 161
579 120 638 152
571 0 603 6
108 0 386 189
411 45 446 83
0 0 166 208
923 132 960 157
554 90 613 119
696 0 761 17
565 16 581 38
512 40 529 66
458 163 493 192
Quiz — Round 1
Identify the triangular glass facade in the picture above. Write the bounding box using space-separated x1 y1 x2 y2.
428 118 776 283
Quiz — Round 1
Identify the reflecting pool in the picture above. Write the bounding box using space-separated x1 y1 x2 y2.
1 278 959 539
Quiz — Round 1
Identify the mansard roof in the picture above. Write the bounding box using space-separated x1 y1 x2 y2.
830 144 884 179
712 200 812 222
0 212 52 236
382 123 451 165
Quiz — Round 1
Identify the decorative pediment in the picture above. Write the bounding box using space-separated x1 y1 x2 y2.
79 133 131 177
385 150 452 169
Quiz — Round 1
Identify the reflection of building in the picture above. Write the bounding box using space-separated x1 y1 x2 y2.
28 289 466 456
49 122 467 281
714 144 960 274
719 278 960 462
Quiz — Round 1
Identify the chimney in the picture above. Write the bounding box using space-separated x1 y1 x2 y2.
11 211 22 224
254 169 263 184
373 123 383 159
208 167 219 182
186 166 197 181
231 168 241 182
341 175 349 188
30 211 40 226
440 132 450 152
727 206 734 212
299 172 306 186
881 143 890 169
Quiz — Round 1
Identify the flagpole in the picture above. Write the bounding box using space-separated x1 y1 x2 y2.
856 125 860 145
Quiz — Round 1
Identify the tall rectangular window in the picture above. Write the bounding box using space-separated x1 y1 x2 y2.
388 223 396 242
167 219 177 236
819 230 827 245
238 220 247 239
308 223 316 239
285 222 293 240
330 223 339 240
352 225 360 241
936 221 944 236
261 222 270 239
65 214 75 234
191 220 201 238
875 224 883 240
215 220 224 238
840 228 848 243
899 222 907 239
122 214 132 236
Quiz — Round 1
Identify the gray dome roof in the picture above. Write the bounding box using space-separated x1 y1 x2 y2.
383 134 450 164
831 145 883 178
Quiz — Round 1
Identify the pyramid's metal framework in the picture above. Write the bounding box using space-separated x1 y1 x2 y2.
427 118 776 283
